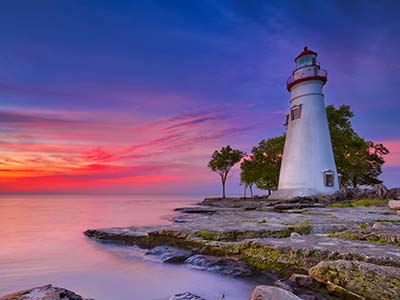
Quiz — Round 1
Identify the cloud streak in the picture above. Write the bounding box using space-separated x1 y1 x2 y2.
0 107 253 193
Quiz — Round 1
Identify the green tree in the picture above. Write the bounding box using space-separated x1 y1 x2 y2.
208 145 244 198
250 135 285 195
240 157 258 197
326 105 389 187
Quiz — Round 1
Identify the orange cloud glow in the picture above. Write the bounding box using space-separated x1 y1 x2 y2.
0 108 251 193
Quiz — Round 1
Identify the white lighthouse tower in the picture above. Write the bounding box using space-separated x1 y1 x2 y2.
270 47 339 199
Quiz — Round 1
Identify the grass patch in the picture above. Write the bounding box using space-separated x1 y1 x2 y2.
357 222 372 229
375 218 400 223
195 230 218 241
328 198 388 208
331 230 400 248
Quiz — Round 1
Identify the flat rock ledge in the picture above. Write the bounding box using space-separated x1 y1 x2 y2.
0 284 93 300
84 198 400 299
84 229 400 275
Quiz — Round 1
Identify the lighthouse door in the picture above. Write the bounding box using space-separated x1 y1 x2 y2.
323 170 335 187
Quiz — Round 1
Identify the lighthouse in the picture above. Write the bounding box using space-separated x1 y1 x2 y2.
270 47 339 199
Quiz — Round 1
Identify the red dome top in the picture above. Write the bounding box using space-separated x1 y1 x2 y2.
295 46 317 61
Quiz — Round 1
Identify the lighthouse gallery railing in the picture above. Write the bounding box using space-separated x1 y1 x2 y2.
286 69 328 87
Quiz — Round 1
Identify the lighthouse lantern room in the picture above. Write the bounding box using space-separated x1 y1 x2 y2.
270 47 338 200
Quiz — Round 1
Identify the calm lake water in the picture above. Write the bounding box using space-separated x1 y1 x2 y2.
0 194 257 300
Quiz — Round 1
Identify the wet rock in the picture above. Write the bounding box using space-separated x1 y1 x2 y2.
174 207 218 214
274 279 294 293
145 246 192 263
168 292 206 300
185 254 252 277
289 274 315 287
249 285 302 300
309 260 400 300
173 214 199 223
243 203 260 210
273 203 324 211
0 284 93 300
389 200 400 210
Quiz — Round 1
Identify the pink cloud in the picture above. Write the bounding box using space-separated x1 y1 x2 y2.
378 139 400 167
0 107 252 193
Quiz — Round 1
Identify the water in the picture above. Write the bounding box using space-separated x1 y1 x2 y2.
0 194 257 300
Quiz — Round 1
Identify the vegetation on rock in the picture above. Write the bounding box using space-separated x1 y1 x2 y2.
328 198 388 208
309 260 400 300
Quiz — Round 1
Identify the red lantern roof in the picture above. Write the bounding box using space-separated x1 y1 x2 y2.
295 46 317 61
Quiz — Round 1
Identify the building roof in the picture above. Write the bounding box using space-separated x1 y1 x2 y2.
295 46 317 61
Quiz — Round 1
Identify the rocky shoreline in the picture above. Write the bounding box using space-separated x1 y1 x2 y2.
82 192 400 300
3 190 400 300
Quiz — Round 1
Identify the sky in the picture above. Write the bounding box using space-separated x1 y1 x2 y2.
0 0 399 195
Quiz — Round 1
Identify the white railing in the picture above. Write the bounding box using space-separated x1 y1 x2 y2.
287 69 327 87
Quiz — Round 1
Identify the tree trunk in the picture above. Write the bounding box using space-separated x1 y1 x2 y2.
222 179 226 198
249 184 253 197
268 188 271 196
243 184 247 199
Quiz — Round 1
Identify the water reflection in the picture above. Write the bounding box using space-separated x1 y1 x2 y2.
0 195 257 299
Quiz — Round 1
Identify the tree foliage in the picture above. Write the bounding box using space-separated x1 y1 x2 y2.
208 145 244 198
240 157 257 197
326 105 389 187
249 135 286 195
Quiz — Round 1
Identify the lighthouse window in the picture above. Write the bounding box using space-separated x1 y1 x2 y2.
323 171 335 187
290 105 302 121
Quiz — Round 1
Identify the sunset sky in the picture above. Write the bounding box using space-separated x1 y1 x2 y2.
0 1 399 194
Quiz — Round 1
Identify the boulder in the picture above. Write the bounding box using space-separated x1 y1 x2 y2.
290 232 302 238
168 292 206 300
388 200 400 211
274 279 294 293
0 284 93 300
344 188 365 200
145 246 192 263
289 274 315 287
323 191 345 202
345 184 390 200
185 254 252 277
309 260 400 300
388 188 400 200
248 285 302 300
366 184 389 199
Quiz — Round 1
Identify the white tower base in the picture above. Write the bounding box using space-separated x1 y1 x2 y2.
269 188 323 200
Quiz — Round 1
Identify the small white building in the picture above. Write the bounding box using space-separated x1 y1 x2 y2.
270 47 339 199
